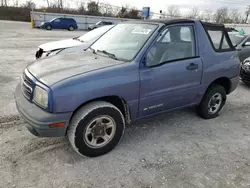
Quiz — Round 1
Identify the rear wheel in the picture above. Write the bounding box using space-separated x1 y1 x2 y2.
67 101 125 157
68 25 75 31
46 25 52 30
196 84 226 119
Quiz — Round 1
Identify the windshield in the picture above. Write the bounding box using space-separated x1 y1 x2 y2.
78 25 113 43
228 33 247 46
90 23 158 61
50 18 58 22
96 21 102 25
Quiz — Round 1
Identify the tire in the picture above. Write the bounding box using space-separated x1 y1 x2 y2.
46 25 52 30
67 101 125 157
68 25 75 31
196 84 226 119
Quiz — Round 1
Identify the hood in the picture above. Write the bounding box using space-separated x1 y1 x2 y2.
27 51 124 86
39 39 83 52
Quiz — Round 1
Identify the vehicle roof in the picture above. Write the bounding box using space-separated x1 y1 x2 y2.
125 18 224 27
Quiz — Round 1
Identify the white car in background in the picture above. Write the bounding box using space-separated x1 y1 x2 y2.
35 25 114 59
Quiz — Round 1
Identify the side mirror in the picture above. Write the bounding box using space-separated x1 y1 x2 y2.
244 41 250 46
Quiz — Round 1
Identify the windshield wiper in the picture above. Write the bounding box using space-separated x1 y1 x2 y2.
73 37 84 43
96 50 118 60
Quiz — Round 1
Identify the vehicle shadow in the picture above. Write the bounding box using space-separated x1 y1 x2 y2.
239 81 250 89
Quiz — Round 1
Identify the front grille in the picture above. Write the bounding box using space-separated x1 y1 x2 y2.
21 72 33 100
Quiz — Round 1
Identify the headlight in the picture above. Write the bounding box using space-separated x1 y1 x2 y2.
33 86 48 108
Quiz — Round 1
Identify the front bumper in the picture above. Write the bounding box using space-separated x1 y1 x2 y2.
240 69 250 84
15 84 72 137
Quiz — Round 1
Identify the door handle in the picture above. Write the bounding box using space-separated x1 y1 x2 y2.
186 63 198 70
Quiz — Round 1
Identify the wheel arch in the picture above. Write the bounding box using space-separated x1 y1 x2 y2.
69 95 131 125
208 77 232 94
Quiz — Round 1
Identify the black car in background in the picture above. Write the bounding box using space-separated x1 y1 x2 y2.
88 21 113 30
240 58 250 85
228 32 250 62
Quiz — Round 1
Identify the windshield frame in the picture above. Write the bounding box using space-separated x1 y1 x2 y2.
89 22 159 62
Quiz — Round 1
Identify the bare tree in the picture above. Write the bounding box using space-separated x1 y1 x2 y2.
45 0 50 7
245 5 250 23
117 6 128 18
4 0 7 6
13 0 18 7
78 1 85 14
199 10 212 22
100 3 113 17
167 5 181 18
214 7 228 23
186 7 199 19
227 9 241 23
58 0 63 10
22 0 35 9
87 1 101 16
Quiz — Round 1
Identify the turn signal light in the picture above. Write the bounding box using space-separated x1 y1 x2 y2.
49 122 65 128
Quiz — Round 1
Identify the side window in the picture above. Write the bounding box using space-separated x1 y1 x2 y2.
206 29 232 51
156 29 170 42
207 30 223 49
221 35 230 49
147 25 196 67
53 19 60 23
180 27 192 41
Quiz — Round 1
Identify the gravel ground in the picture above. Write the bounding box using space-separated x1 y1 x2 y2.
0 20 250 188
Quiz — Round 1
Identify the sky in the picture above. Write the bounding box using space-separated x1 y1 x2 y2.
18 0 250 13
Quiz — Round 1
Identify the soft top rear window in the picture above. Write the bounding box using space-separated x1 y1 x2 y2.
202 22 235 52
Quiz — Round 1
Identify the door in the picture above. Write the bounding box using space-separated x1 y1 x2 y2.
139 24 203 117
239 37 250 62
52 18 62 29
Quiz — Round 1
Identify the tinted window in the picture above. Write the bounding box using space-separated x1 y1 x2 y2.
207 30 223 49
157 29 170 42
147 25 196 66
53 19 60 23
180 27 191 41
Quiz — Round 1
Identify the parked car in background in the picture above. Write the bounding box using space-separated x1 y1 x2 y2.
240 57 250 85
88 21 113 30
40 18 78 31
36 25 114 59
228 32 250 62
15 19 240 157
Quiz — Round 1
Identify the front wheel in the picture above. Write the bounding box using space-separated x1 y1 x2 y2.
46 25 52 30
67 101 125 157
196 84 226 119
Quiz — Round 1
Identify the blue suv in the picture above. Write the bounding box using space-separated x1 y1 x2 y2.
15 19 240 157
40 18 78 31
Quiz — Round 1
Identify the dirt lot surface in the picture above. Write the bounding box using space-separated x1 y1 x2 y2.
0 20 250 188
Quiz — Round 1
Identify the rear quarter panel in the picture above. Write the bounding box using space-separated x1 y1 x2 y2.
194 21 240 103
